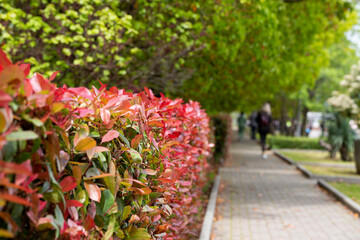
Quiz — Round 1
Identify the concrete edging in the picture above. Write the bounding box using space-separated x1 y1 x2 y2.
273 150 297 165
296 164 314 178
318 179 360 216
199 175 221 240
273 150 360 183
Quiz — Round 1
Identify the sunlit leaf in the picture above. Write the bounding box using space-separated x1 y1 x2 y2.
75 137 96 152
84 181 101 202
101 130 119 144
6 131 39 141
0 229 14 238
141 169 157 176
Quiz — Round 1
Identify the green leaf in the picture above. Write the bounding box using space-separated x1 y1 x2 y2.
76 189 87 204
127 149 142 163
122 205 131 220
119 131 130 147
129 228 151 240
22 114 43 127
116 229 125 238
102 214 116 240
6 131 39 141
100 189 116 214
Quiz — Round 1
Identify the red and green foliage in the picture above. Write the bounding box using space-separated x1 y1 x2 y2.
0 50 211 239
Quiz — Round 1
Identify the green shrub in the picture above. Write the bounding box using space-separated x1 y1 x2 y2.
268 135 323 149
327 113 354 161
210 114 232 167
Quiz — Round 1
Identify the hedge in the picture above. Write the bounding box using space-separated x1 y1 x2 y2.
0 50 212 239
267 135 323 150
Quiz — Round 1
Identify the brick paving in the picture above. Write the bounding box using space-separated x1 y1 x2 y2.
212 140 360 240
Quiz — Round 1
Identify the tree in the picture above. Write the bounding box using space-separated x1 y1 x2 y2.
1 0 357 114
0 0 204 94
181 0 356 113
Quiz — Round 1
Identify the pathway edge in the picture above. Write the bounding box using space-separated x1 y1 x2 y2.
274 151 360 183
199 175 221 240
318 179 360 215
273 150 296 165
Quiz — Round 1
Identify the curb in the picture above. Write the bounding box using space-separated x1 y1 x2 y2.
273 150 296 165
318 179 360 216
199 175 221 240
273 151 360 184
296 164 314 178
315 175 360 184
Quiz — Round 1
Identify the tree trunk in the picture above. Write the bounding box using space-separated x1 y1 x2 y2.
330 150 337 159
354 140 360 174
300 106 308 136
340 144 351 161
280 95 287 135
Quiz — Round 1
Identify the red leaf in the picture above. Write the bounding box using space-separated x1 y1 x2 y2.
158 178 176 184
49 71 60 82
19 63 30 76
23 79 32 97
94 146 110 153
84 181 101 202
141 169 157 176
100 108 110 125
0 161 32 176
68 87 93 100
101 130 119 144
0 179 33 193
0 50 12 67
0 91 12 107
0 65 25 87
60 176 77 192
0 193 32 206
84 215 95 231
180 181 192 186
29 73 51 93
66 199 83 208
131 135 142 149
103 96 119 109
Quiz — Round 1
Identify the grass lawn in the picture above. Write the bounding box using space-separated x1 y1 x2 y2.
329 182 360 205
305 165 358 178
279 150 353 166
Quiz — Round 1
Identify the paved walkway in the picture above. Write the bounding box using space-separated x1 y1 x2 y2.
212 139 360 240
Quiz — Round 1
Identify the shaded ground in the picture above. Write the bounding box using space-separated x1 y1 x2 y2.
212 139 360 240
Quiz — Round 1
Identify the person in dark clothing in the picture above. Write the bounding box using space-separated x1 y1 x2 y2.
249 111 258 140
256 103 272 159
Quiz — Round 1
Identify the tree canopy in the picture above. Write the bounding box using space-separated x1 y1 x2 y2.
0 0 357 113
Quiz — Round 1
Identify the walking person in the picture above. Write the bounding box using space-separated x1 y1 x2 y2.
237 112 246 141
249 111 258 140
256 103 272 159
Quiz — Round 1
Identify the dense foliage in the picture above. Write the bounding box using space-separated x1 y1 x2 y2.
1 0 357 113
210 114 232 167
0 0 204 94
268 135 322 150
182 0 357 112
0 50 212 239
327 113 355 161
271 37 359 135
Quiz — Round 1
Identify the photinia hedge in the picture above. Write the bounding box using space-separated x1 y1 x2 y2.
0 50 212 239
